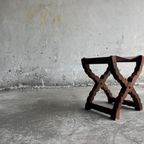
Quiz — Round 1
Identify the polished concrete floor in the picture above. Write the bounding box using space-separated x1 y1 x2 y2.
0 86 144 144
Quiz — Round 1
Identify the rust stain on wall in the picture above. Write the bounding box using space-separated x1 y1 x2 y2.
26 4 48 31
53 15 61 24
39 9 48 31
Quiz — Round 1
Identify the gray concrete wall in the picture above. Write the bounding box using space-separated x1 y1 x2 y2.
0 0 144 88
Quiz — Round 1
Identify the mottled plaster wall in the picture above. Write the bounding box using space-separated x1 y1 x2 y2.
0 0 144 88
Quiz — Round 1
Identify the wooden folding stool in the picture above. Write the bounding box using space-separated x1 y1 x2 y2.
81 55 144 120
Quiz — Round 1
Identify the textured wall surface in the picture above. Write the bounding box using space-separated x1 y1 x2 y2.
0 0 144 88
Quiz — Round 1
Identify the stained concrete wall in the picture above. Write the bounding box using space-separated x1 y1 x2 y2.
0 0 144 88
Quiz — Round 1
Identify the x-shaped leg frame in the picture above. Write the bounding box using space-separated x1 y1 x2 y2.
81 55 144 120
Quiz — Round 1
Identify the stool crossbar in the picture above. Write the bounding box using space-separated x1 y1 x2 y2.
81 55 144 120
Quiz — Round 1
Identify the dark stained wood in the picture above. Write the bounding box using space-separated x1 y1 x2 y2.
81 55 144 120
86 103 112 115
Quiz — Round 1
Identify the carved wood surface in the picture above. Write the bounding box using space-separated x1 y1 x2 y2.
81 55 144 120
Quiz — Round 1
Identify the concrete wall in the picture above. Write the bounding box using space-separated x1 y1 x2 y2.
0 0 144 88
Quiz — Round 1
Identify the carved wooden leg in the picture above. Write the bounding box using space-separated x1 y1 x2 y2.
129 89 142 110
81 60 114 111
110 55 144 120
111 87 129 120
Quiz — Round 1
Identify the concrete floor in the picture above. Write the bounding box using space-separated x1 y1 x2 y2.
0 86 144 144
